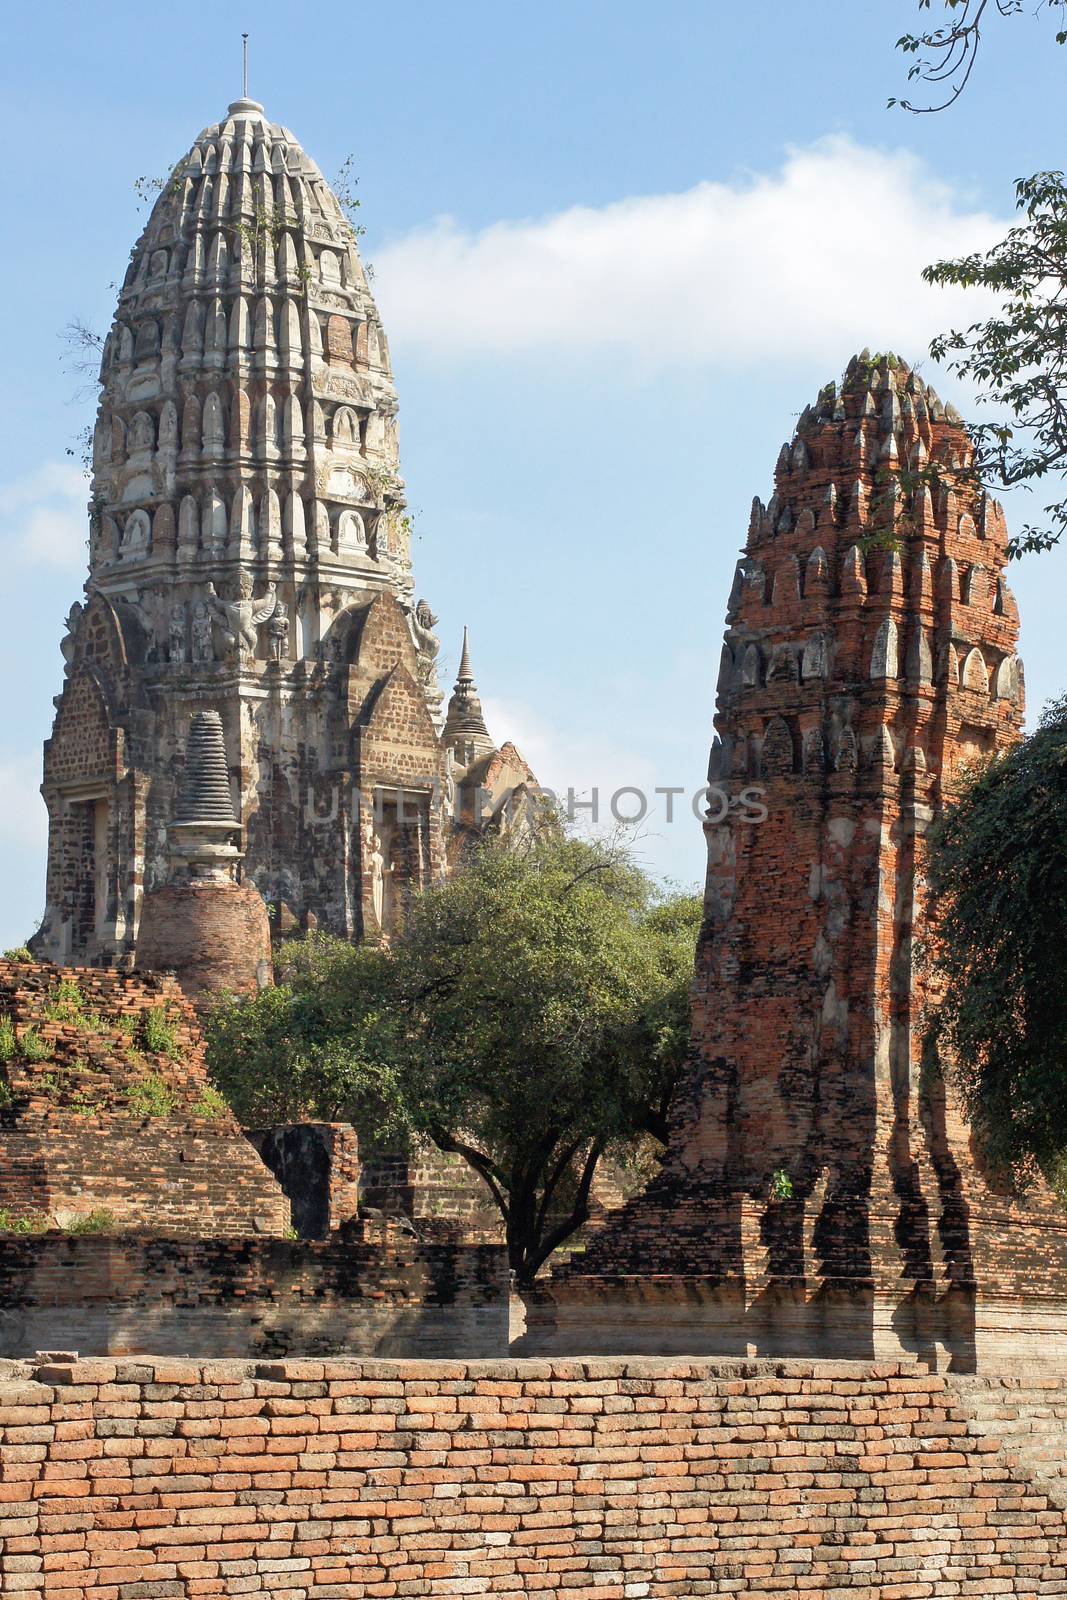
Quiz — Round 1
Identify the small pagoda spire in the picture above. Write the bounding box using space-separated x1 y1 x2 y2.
442 627 495 766
174 710 238 827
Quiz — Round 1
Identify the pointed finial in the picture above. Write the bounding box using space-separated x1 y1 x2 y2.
242 33 249 98
457 625 473 684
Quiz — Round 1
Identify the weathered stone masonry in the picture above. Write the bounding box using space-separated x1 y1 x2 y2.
2 1357 1067 1597
0 959 510 1358
0 1238 508 1361
35 97 532 971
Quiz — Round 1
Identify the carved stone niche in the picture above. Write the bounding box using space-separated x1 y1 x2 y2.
801 634 828 681
761 715 795 776
767 643 799 684
801 724 825 773
318 461 368 503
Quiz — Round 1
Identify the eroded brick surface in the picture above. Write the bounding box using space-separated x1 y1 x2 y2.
532 356 1067 1366
0 960 290 1238
0 1237 508 1359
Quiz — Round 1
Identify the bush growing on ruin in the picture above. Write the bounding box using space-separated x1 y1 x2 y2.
206 833 702 1283
140 1005 181 1059
124 1074 177 1119
923 696 1067 1187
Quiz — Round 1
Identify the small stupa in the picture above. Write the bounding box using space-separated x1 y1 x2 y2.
136 709 272 999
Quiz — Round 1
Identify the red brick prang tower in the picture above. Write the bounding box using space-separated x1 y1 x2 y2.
528 352 1067 1369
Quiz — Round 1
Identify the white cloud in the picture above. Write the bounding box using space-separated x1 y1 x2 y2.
0 460 89 570
375 137 1005 368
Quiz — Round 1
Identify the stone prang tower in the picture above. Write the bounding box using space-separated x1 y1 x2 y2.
529 352 1067 1369
36 98 530 967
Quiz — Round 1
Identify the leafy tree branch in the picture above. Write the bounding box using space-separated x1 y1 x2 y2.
891 0 1065 113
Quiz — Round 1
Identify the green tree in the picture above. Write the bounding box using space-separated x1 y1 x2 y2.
206 939 409 1140
923 697 1067 1186
205 833 701 1283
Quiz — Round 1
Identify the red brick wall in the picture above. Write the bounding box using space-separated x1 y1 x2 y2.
1 1357 1065 1597
246 1123 363 1238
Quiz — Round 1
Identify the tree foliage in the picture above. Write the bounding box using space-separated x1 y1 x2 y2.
891 0 1066 114
205 833 702 1284
923 697 1067 1187
920 172 1067 555
206 940 410 1143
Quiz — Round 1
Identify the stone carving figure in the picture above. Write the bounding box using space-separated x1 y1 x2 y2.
442 747 457 818
191 602 214 663
206 573 277 660
169 603 187 665
368 831 389 929
120 510 151 554
60 602 84 671
412 599 440 688
268 601 290 663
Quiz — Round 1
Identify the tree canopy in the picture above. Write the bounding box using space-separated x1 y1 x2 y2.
923 698 1067 1188
206 832 702 1284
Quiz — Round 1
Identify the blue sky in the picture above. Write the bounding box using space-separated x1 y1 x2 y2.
1 1 1065 945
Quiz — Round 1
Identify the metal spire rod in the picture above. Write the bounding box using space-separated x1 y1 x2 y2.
242 33 249 98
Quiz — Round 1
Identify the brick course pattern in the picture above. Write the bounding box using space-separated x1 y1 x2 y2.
0 960 291 1238
135 881 273 999
1 1357 1066 1597
0 1236 508 1359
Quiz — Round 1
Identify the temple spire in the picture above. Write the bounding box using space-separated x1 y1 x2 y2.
442 627 495 766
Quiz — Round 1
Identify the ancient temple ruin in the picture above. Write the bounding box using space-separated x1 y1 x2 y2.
35 98 531 968
527 351 1067 1370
